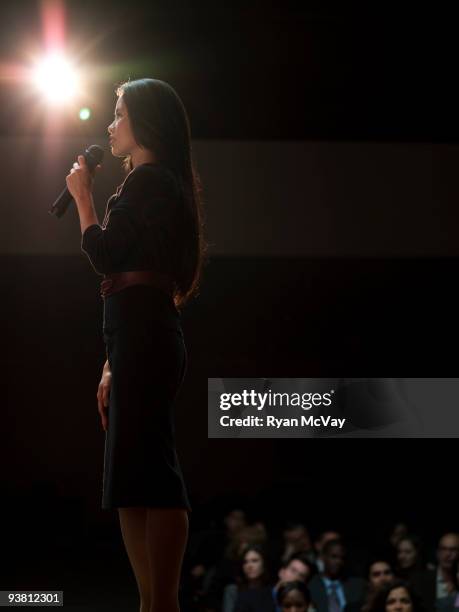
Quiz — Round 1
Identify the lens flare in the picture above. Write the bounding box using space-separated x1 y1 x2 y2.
79 107 91 120
32 52 79 103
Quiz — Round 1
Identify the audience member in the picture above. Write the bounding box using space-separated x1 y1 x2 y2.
366 579 426 612
395 535 436 610
280 522 316 565
308 538 366 612
436 558 459 612
227 544 275 612
277 580 313 612
390 525 410 551
435 534 459 599
344 558 395 612
314 532 343 574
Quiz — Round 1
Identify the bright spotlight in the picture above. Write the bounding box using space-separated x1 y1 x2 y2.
32 52 80 104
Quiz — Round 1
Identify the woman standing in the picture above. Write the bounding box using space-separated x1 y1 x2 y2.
66 77 207 612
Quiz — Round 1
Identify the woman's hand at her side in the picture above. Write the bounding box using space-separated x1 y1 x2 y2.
97 360 111 432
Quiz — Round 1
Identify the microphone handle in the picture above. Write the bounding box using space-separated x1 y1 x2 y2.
48 185 74 219
48 149 98 219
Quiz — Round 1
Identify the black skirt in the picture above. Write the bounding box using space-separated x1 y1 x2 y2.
101 284 192 513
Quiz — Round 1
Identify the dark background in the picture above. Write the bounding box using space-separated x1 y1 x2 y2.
0 2 455 609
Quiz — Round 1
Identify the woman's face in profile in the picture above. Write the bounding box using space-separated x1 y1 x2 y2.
107 95 136 158
242 550 264 580
281 589 308 612
385 586 413 612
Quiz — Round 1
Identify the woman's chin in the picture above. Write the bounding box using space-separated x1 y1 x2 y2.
111 147 124 157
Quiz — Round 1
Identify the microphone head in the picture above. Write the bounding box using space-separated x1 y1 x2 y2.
85 144 104 166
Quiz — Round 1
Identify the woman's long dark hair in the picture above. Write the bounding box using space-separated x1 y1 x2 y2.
114 77 209 309
234 543 273 591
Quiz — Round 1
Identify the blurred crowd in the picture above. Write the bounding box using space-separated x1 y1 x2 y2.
179 509 459 612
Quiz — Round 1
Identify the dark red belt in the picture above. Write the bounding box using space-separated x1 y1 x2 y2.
100 270 176 299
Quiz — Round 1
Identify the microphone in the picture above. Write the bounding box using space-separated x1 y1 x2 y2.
48 144 104 218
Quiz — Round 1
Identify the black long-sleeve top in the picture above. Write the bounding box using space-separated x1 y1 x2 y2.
81 162 183 277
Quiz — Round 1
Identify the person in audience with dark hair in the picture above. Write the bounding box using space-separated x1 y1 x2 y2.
308 538 366 612
204 515 265 610
436 557 459 612
390 525 410 552
270 554 318 612
277 553 317 586
280 522 316 565
314 532 343 574
225 509 249 535
344 558 395 612
395 535 436 611
366 579 426 612
367 561 395 592
435 534 459 600
396 535 425 575
277 581 312 612
222 543 274 612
